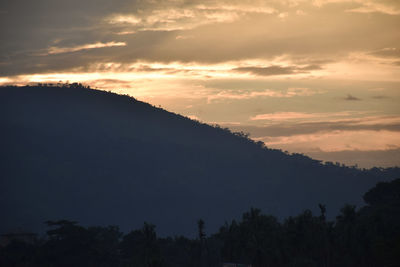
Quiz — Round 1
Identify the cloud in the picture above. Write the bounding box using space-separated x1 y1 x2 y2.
371 95 389 99
358 48 400 68
115 31 136 35
47 41 126 55
105 2 276 32
249 111 364 122
250 112 318 121
1 0 400 78
207 87 317 103
256 130 400 153
312 0 400 15
228 115 400 137
108 15 142 25
88 78 134 89
368 87 385 92
233 66 295 76
369 48 400 58
344 94 361 101
232 64 322 76
346 1 400 15
306 148 400 168
3 59 324 82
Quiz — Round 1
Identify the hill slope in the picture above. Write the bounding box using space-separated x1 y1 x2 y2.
1 85 399 236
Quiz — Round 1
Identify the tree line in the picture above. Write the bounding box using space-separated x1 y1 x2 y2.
1 180 399 267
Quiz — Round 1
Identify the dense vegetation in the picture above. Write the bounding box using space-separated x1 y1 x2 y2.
1 178 399 267
1 84 399 237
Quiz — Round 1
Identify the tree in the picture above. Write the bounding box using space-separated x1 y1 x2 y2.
120 222 163 267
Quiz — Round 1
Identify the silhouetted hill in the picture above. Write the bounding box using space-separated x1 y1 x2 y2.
1 85 399 236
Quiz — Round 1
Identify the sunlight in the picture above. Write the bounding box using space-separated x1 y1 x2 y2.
47 42 126 55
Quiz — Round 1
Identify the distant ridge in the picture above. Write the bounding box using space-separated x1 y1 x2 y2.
1 84 399 236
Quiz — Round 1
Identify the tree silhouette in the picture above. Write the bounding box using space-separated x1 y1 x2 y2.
1 178 400 267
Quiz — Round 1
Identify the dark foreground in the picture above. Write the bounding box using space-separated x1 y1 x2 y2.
2 84 400 237
1 179 399 267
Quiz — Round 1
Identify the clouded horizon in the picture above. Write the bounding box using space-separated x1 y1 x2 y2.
1 0 399 167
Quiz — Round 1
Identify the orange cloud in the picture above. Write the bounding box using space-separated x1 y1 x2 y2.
47 42 126 55
207 88 317 103
249 111 361 121
251 112 318 121
257 130 400 152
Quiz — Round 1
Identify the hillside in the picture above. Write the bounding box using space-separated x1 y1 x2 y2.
1 84 399 236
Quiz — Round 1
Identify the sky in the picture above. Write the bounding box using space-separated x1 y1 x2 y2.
1 0 399 168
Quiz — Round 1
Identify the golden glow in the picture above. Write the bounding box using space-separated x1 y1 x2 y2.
257 130 400 152
0 59 329 97
207 88 318 103
313 0 400 14
106 2 277 31
108 15 141 25
47 42 126 55
0 77 12 84
251 112 326 121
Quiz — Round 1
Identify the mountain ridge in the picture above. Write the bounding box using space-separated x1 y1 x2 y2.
1 84 399 236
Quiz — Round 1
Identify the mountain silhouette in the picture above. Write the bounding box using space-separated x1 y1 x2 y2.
1 84 399 236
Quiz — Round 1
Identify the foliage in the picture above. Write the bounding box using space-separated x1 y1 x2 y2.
1 179 399 267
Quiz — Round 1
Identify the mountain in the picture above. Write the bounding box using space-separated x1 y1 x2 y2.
1 84 399 236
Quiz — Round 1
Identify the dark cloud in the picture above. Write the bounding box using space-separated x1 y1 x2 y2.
232 64 321 77
0 0 118 46
299 64 322 71
293 58 335 65
227 118 400 138
306 149 400 168
0 0 133 76
0 44 130 76
372 95 389 99
0 0 399 77
90 79 132 85
344 94 361 101
233 66 295 76
369 48 400 58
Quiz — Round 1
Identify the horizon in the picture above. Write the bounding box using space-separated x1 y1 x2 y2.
1 0 400 167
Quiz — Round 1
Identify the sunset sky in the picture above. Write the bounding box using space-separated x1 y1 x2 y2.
1 0 399 167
